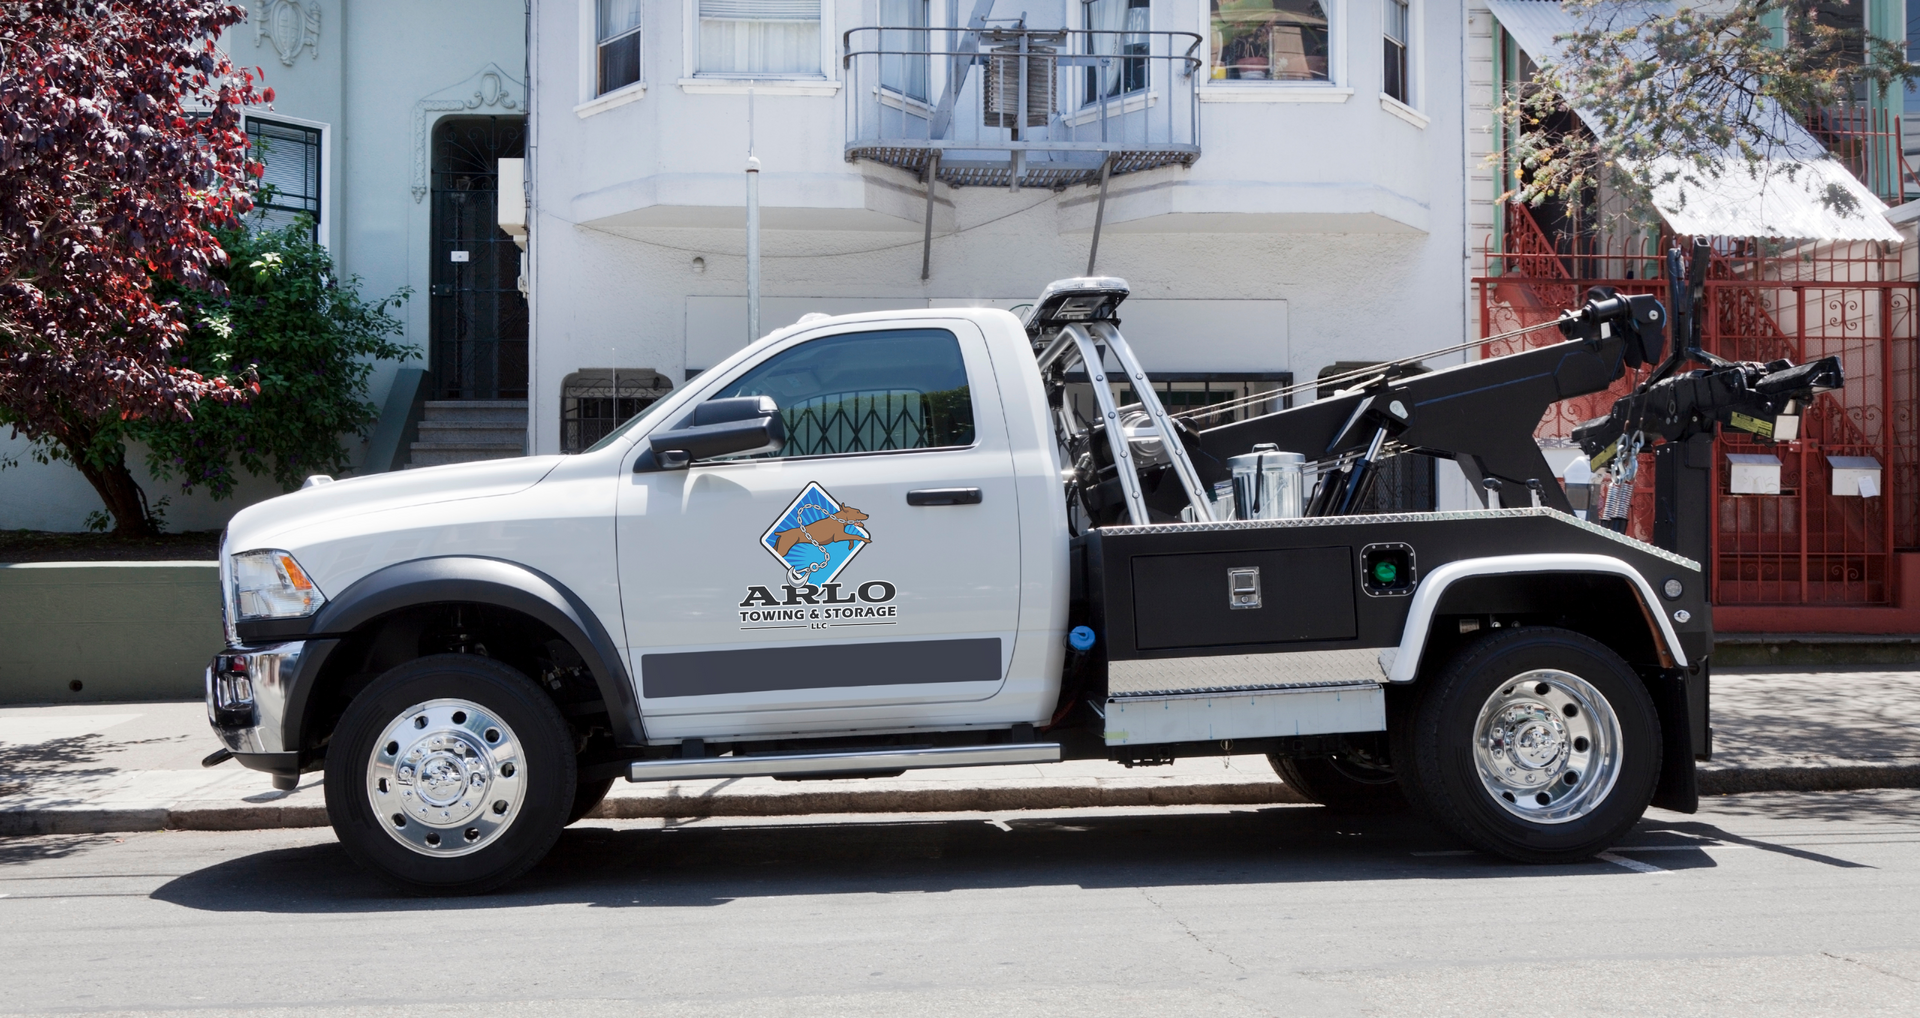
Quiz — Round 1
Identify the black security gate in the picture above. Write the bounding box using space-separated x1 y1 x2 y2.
430 117 527 400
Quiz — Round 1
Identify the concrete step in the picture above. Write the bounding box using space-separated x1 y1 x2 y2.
416 420 528 445
422 400 528 425
404 443 526 468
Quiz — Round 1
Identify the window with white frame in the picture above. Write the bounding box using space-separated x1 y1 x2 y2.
1209 0 1330 82
598 0 644 95
1085 0 1151 104
879 0 929 100
1382 0 1409 103
697 0 823 76
245 117 321 241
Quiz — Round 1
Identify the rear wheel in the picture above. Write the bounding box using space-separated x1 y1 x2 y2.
567 776 616 825
1269 736 1405 813
1393 627 1660 863
324 653 576 895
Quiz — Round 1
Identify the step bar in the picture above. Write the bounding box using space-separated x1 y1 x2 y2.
626 742 1062 782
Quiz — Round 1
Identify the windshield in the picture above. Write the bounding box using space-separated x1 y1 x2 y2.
583 391 681 454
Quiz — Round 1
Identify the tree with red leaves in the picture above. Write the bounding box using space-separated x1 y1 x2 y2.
1 1 269 534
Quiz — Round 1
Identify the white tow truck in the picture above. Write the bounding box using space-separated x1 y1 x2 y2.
206 275 1817 894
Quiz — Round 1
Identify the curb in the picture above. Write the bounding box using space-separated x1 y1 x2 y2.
1714 635 1920 669
5 765 1918 836
1697 763 1920 796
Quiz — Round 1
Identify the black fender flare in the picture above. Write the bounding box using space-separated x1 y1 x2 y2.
293 556 644 747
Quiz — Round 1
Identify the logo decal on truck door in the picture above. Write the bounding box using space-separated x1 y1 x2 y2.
738 482 899 630
761 481 872 584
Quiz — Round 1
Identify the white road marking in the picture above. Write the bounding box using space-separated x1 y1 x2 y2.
1598 851 1671 874
986 819 1012 832
1611 843 1738 852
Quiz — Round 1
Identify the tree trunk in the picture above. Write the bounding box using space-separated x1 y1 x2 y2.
53 418 157 536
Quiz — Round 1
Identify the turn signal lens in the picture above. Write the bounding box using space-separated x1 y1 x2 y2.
230 549 326 621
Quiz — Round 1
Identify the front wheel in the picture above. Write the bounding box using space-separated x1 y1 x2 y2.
1393 627 1660 863
324 654 577 895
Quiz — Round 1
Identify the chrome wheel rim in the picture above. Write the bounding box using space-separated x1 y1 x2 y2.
1472 669 1622 825
366 698 525 857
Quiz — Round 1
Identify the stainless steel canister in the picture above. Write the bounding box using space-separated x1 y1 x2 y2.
1228 443 1306 520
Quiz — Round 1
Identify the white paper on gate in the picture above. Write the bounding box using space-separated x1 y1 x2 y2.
1859 474 1881 498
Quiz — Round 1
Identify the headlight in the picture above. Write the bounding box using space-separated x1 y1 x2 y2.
229 549 326 621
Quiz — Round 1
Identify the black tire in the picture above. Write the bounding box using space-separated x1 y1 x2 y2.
324 653 576 895
567 776 616 825
1269 738 1406 813
1392 627 1661 863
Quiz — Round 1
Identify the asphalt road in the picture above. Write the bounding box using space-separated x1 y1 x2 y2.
2 791 1918 1018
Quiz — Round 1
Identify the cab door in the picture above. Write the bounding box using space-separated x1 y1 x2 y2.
615 320 1023 740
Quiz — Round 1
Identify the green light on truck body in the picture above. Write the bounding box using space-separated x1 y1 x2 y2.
1372 561 1398 584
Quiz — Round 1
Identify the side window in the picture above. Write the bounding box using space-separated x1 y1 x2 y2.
712 328 975 458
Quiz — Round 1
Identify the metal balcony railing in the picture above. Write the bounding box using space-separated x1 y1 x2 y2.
843 24 1203 189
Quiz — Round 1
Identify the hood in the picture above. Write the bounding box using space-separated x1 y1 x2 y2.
224 456 564 553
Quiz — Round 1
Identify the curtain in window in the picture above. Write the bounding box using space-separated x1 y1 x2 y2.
699 0 821 75
879 0 929 100
598 0 643 93
1086 0 1149 103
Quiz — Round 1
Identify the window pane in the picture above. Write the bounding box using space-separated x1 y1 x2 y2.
879 0 929 101
1383 0 1408 103
600 32 642 93
598 0 642 42
245 118 321 242
1210 0 1329 82
699 0 822 74
713 329 975 457
1086 0 1150 103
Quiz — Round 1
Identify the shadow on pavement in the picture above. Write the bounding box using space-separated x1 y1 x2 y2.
147 805 1715 914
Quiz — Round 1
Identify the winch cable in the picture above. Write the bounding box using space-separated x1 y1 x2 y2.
1169 314 1583 426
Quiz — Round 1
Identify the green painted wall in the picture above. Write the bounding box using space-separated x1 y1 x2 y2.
0 562 221 704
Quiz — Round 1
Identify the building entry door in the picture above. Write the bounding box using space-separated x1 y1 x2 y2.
430 116 527 400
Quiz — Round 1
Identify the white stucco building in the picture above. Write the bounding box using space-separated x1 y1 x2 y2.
524 0 1473 481
4 0 1482 528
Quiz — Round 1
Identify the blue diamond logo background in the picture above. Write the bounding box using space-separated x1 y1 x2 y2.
761 482 872 584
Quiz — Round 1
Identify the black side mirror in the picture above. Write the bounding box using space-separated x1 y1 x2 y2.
638 396 785 472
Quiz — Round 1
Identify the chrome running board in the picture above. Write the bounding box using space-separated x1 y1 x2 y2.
626 742 1062 782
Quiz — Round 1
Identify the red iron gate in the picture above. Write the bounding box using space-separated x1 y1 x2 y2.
1475 206 1919 619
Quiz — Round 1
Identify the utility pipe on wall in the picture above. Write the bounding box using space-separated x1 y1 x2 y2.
746 154 761 344
746 87 760 344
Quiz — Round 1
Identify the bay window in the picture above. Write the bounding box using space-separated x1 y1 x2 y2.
1086 0 1151 104
879 0 929 100
1209 0 1330 82
697 0 823 76
599 0 645 93
598 0 644 94
1383 0 1409 103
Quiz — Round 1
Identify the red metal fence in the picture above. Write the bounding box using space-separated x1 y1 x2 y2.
1476 205 1919 611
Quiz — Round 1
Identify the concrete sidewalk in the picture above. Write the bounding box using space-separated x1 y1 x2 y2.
3 668 1918 835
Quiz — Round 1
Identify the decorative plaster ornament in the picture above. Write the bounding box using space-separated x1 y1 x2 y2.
255 0 321 66
412 64 525 202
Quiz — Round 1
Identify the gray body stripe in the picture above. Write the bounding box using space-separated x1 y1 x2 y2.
642 638 1003 698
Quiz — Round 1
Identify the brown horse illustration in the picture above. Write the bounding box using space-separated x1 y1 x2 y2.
771 505 871 557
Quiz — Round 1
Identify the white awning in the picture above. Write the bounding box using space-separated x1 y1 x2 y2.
1485 0 1901 242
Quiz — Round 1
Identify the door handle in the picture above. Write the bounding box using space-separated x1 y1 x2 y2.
907 487 983 506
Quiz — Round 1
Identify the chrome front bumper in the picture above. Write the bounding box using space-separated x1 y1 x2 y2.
205 641 309 757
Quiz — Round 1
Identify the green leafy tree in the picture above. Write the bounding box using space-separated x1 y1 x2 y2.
139 220 414 500
1501 0 1920 224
